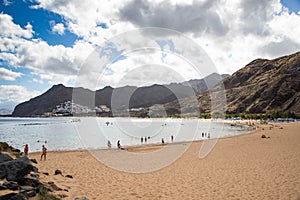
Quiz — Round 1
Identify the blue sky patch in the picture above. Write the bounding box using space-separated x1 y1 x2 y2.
156 39 182 62
281 0 300 14
97 22 108 29
0 0 78 47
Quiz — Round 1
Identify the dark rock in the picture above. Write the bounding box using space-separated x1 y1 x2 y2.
0 142 10 151
0 157 36 181
30 159 37 164
42 172 49 176
74 197 89 200
22 190 36 198
10 193 28 200
54 169 62 175
30 173 39 179
0 185 7 190
0 152 13 163
65 175 73 179
0 193 17 200
3 181 19 190
18 176 40 187
45 181 62 191
20 186 35 191
20 186 37 198
10 147 21 153
261 134 266 138
0 166 6 179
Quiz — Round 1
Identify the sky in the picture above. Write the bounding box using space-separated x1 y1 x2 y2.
0 0 300 112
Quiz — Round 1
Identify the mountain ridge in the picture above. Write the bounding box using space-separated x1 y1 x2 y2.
12 73 228 117
164 51 300 116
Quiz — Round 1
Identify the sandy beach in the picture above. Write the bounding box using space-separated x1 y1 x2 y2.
28 122 300 200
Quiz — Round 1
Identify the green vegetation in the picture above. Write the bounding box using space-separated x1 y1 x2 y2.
198 113 211 119
38 187 61 200
225 111 298 120
198 111 298 120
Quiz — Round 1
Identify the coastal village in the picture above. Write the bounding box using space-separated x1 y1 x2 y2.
48 101 111 117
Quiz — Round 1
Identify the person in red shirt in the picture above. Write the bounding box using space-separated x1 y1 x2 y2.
24 144 29 156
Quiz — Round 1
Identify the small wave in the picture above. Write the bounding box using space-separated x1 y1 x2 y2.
18 123 49 126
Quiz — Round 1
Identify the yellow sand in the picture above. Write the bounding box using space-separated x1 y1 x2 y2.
25 122 300 199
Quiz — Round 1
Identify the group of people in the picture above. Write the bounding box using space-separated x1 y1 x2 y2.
107 135 175 149
141 136 151 143
202 132 210 139
107 140 124 150
22 144 47 160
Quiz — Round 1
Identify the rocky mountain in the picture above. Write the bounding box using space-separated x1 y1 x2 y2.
12 73 227 117
224 51 300 114
167 51 300 116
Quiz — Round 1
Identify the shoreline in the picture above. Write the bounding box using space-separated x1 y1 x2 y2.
29 123 256 154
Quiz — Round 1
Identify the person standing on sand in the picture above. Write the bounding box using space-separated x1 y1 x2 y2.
171 135 174 142
117 140 121 149
40 145 47 160
24 144 29 156
107 140 111 149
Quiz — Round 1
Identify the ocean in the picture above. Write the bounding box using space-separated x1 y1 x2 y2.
0 117 253 152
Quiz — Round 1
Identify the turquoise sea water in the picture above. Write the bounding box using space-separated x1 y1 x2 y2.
0 117 253 152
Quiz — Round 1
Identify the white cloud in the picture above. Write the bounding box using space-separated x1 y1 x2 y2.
0 68 22 81
0 85 40 105
0 13 34 39
33 0 134 43
50 21 65 35
34 0 300 75
0 14 95 85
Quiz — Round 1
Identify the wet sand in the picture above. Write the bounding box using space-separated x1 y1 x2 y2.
28 122 300 199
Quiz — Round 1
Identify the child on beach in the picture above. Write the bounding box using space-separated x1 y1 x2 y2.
40 145 47 160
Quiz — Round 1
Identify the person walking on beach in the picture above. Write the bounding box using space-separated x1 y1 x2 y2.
117 140 121 149
171 135 174 142
162 138 165 144
24 144 29 156
40 145 47 160
107 140 111 149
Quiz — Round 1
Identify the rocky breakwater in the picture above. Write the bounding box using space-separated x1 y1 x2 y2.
0 142 64 200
